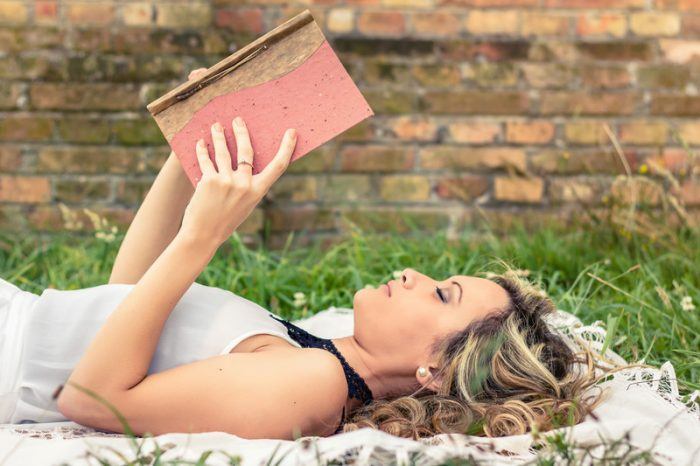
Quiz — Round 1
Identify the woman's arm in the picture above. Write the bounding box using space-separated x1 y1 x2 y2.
59 117 297 402
109 152 193 284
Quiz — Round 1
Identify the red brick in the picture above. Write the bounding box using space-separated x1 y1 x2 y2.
505 120 555 144
646 148 700 175
67 2 115 26
411 12 461 37
676 180 700 206
660 40 700 63
435 175 489 201
385 116 438 141
494 177 543 203
682 15 700 35
35 1 58 25
0 1 29 24
521 12 571 36
618 121 668 145
0 176 51 203
581 65 632 89
215 8 264 34
657 0 700 12
530 149 627 174
446 121 501 143
358 11 405 36
420 146 526 171
0 146 23 172
576 13 627 37
650 95 700 115
465 10 519 35
544 0 645 7
438 0 537 5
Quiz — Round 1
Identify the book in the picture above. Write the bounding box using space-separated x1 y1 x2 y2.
146 10 374 186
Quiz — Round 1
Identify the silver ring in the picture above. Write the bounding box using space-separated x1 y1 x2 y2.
238 160 253 169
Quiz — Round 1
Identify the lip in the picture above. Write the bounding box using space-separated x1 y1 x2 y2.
385 281 392 297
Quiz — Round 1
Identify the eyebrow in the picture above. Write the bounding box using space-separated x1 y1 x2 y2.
451 280 463 304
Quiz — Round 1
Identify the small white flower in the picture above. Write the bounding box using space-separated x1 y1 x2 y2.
293 291 307 308
392 270 403 279
681 296 695 312
363 284 373 289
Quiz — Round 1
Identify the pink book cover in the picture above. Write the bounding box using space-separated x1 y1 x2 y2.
147 10 374 186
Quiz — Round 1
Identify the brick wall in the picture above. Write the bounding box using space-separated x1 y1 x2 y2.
0 0 698 247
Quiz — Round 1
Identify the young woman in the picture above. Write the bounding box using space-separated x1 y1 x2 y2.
0 70 604 441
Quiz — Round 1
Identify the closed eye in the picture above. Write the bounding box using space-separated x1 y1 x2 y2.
435 286 447 303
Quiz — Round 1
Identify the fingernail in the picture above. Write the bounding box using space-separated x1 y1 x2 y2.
197 139 204 147
234 117 243 127
289 128 297 138
213 122 222 132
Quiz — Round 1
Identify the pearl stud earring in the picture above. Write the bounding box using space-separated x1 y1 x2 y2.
418 367 427 377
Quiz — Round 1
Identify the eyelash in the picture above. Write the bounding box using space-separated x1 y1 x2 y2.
436 286 447 303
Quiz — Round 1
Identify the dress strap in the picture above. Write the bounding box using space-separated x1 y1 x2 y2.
268 314 373 434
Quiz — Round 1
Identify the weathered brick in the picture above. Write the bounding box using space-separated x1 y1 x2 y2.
650 95 700 115
411 12 461 37
36 147 144 174
411 64 461 87
530 149 627 175
619 121 668 145
364 89 415 114
30 83 141 111
494 177 543 203
215 7 264 34
630 12 681 37
540 92 638 115
0 146 23 172
549 177 609 204
437 40 530 61
564 121 610 145
646 148 700 175
34 1 58 25
460 62 518 87
0 1 29 24
358 11 405 37
675 180 700 206
266 207 335 232
268 175 317 202
420 146 526 172
55 177 110 202
155 2 212 28
528 41 579 61
385 116 438 141
581 65 632 89
435 175 489 201
57 117 111 144
67 2 115 26
336 120 374 142
543 0 644 7
364 60 412 85
0 176 51 203
115 178 151 205
682 15 700 35
340 145 414 172
380 175 431 201
112 118 165 146
576 13 627 38
610 176 663 206
327 8 354 34
521 12 570 36
446 121 501 143
318 175 372 201
0 83 23 110
464 10 519 35
381 0 435 7
122 2 153 26
576 42 653 61
422 91 529 114
339 208 450 234
657 0 700 12
521 63 575 89
287 145 336 173
505 120 555 144
659 40 700 63
0 116 54 142
638 65 690 89
678 122 700 145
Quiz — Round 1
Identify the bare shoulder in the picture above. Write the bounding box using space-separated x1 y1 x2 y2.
61 346 349 439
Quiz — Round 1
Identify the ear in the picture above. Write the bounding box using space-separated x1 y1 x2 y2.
416 364 443 393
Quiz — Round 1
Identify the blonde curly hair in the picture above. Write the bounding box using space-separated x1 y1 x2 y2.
339 266 615 439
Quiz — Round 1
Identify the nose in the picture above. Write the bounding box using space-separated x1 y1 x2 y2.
399 268 417 289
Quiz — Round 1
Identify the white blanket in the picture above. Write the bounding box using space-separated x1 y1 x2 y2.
1 307 699 466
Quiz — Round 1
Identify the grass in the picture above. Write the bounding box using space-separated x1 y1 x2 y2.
1 219 698 465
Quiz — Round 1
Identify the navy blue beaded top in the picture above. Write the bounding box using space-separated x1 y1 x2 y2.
268 313 374 435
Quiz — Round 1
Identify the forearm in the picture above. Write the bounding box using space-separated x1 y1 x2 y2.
63 233 218 402
109 152 194 284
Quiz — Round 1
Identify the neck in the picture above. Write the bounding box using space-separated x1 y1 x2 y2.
330 335 418 413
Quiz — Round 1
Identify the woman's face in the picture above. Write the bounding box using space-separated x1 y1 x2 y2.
353 268 510 374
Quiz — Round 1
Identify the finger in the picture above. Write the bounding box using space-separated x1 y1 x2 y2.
210 121 233 175
195 139 216 178
188 68 207 80
254 128 297 191
232 116 254 174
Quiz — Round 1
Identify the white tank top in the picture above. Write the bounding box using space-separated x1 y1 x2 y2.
11 282 303 424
